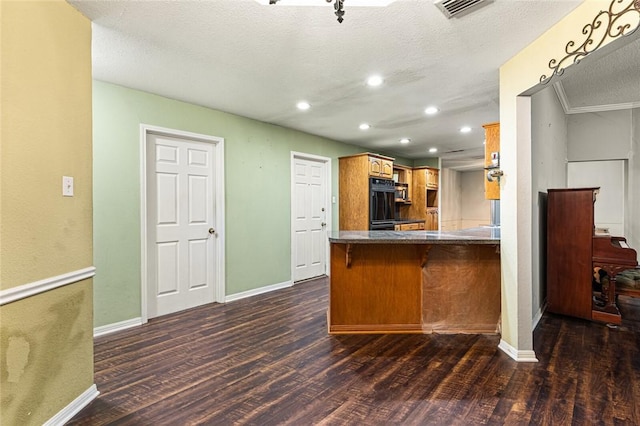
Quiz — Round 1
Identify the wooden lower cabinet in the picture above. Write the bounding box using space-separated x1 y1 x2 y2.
329 243 423 332
394 222 425 231
328 242 501 334
426 208 438 230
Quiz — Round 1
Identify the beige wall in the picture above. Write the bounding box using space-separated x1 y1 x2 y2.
0 1 94 424
499 0 639 357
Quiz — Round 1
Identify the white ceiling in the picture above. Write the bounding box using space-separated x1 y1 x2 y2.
555 35 640 114
69 0 589 163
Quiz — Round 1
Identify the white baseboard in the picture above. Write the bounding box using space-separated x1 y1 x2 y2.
94 317 143 338
498 339 539 362
43 384 99 426
225 280 292 303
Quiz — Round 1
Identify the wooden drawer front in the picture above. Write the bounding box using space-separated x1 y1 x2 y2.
395 222 425 231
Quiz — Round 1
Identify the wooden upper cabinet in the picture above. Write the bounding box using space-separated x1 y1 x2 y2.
426 168 439 189
407 167 439 230
369 155 394 179
393 165 413 202
483 122 500 200
406 169 413 200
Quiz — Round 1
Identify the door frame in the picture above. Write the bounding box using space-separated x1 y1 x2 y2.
140 124 225 323
290 151 332 282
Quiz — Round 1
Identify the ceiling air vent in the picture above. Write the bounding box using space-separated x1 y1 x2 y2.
434 0 491 19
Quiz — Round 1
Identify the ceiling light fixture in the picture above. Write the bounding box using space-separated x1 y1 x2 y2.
297 101 311 110
366 75 384 87
269 0 345 22
460 126 472 133
359 123 371 130
429 147 438 153
424 106 439 115
400 138 411 144
263 0 397 23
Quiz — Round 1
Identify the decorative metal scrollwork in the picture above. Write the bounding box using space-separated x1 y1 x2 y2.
540 0 640 84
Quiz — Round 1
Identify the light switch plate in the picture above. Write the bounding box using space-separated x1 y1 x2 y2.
62 176 74 197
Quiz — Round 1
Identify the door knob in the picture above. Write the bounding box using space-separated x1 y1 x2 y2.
321 222 327 227
209 228 215 234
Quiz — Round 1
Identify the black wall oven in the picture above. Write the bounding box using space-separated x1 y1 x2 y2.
370 177 395 230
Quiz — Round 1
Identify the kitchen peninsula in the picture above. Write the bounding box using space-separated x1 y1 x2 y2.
328 227 501 334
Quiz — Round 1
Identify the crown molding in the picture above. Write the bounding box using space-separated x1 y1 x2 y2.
554 81 640 114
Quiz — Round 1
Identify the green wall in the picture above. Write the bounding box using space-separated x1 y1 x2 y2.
412 157 439 168
93 81 371 327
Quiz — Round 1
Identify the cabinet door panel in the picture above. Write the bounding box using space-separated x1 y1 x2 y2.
369 158 382 176
381 160 394 179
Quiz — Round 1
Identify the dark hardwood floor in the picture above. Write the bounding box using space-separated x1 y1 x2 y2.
69 277 640 425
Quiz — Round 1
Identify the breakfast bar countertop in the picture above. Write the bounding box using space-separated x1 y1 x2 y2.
328 226 500 245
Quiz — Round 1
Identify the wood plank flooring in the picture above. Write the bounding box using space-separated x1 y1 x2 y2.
69 277 640 425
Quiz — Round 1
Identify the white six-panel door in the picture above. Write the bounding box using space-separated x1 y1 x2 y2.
147 133 216 318
292 156 328 282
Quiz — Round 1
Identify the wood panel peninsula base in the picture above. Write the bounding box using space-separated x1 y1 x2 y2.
328 228 501 335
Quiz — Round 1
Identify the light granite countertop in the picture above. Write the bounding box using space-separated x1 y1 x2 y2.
328 226 500 245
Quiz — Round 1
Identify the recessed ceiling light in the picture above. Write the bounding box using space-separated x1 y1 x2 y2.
296 101 310 110
400 138 411 144
429 147 438 153
359 123 371 130
424 106 439 115
460 126 472 133
366 75 383 87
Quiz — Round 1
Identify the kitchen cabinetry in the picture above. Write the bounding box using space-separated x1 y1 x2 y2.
394 222 425 231
328 230 501 334
339 153 394 230
339 154 439 231
368 155 394 179
426 209 438 230
393 165 413 203
408 167 439 230
426 168 439 189
393 165 413 223
483 122 500 200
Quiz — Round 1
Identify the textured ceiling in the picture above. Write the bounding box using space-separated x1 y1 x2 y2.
69 0 589 163
557 35 640 113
